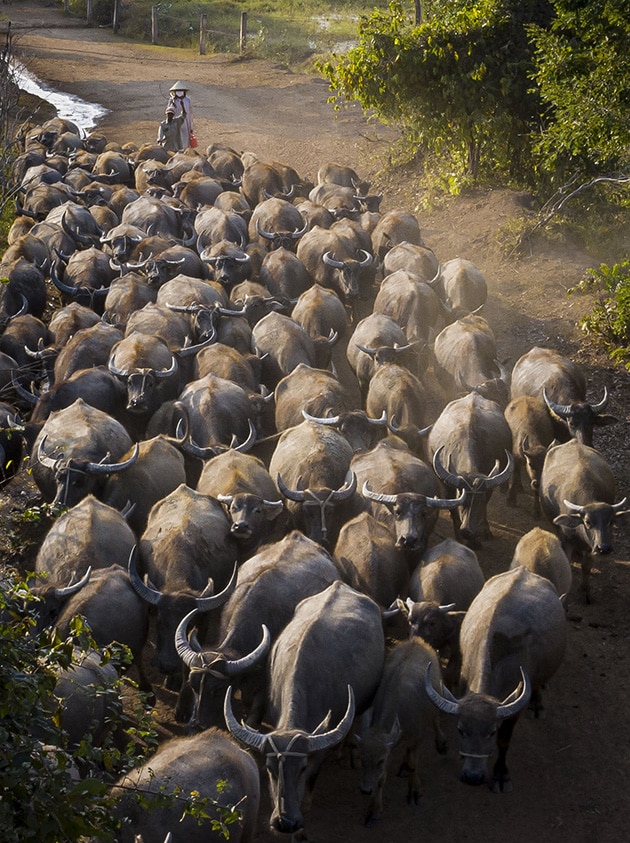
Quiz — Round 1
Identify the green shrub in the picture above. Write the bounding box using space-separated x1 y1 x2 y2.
569 260 630 370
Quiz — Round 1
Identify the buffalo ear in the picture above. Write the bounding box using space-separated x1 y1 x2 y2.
553 513 583 529
593 414 619 427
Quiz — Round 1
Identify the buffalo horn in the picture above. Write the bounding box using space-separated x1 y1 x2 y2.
357 249 373 267
426 487 467 510
36 435 59 469
612 497 628 511
322 251 344 269
424 662 460 715
495 667 531 719
483 450 514 488
85 442 140 475
362 480 397 506
330 470 357 501
153 355 178 379
224 624 271 675
590 386 610 413
54 566 92 598
355 343 377 358
10 371 38 405
367 410 388 426
224 685 269 752
302 408 340 426
542 387 572 419
195 560 239 612
128 545 163 606
217 493 234 505
306 685 355 753
232 419 257 453
277 472 307 502
432 445 463 488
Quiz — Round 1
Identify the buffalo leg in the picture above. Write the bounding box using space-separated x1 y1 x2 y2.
491 716 517 793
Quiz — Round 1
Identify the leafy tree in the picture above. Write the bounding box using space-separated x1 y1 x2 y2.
528 0 630 182
319 1 552 187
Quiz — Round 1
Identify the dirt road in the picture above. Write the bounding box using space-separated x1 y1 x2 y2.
4 3 630 842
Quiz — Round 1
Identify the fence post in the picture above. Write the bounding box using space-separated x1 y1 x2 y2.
199 14 207 55
240 12 247 54
113 0 121 33
86 0 93 26
151 6 158 45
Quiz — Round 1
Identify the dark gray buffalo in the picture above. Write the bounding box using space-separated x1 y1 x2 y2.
225 580 385 837
110 728 260 843
510 346 618 445
352 440 464 558
129 484 239 684
30 399 138 509
540 439 629 601
425 567 566 793
175 530 340 730
428 392 513 547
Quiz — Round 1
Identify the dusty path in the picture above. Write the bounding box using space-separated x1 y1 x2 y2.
3 3 630 842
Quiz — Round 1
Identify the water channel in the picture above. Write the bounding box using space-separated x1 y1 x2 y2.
12 61 109 133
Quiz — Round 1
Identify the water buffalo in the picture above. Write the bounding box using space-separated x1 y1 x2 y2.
129 483 239 683
373 269 442 345
334 511 409 609
352 440 463 558
435 257 488 317
425 566 567 792
429 392 513 547
504 394 555 515
432 314 508 406
110 728 260 842
539 439 629 601
30 399 138 508
175 530 340 730
225 580 385 837
510 346 618 445
357 637 447 825
34 495 137 584
510 527 572 599
196 449 285 558
269 419 358 548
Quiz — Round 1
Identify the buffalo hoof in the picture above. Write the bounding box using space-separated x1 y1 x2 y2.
364 812 381 827
490 776 513 794
407 788 421 805
397 760 411 778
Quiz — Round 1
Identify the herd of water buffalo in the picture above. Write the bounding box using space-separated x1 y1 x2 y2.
1 114 628 842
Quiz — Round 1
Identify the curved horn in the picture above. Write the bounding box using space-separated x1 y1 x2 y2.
612 496 628 511
127 545 163 606
108 356 128 379
432 445 463 488
483 450 513 489
357 249 373 267
306 685 355 753
11 371 38 405
322 251 344 269
362 480 397 506
53 566 92 598
255 220 276 241
424 662 460 715
217 493 234 505
195 560 239 612
36 436 59 470
277 472 307 502
291 219 309 239
330 470 357 501
153 355 178 379
224 685 268 752
302 408 340 426
224 624 271 675
230 419 257 454
355 343 377 358
496 667 531 720
426 487 467 510
542 387 572 418
85 442 140 475
563 499 584 514
590 386 610 414
366 410 388 426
